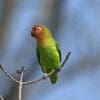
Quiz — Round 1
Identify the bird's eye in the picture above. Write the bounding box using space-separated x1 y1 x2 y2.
36 27 42 32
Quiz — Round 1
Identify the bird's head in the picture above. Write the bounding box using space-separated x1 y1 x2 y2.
31 25 44 39
31 25 51 43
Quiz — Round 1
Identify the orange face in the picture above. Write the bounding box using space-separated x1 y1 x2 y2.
31 25 44 39
31 25 51 44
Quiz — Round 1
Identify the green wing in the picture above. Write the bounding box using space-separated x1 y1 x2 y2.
36 46 41 65
56 42 61 62
36 46 46 72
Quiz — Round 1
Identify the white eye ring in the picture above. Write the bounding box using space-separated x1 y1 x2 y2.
36 27 42 32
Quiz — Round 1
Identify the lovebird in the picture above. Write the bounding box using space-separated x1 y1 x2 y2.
31 25 61 84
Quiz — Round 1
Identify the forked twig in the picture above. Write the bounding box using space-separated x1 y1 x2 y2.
0 51 71 100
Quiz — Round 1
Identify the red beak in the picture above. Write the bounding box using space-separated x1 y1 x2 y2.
31 30 36 38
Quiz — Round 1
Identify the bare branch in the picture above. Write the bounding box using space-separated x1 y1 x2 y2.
0 64 19 83
0 95 4 100
0 51 71 86
61 51 71 68
18 67 25 100
23 51 71 85
0 51 71 100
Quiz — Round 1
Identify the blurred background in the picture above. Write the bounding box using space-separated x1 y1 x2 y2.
0 0 100 100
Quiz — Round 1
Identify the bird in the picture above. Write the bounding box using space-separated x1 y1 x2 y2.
31 25 61 84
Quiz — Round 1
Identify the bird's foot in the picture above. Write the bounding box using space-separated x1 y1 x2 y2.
54 68 61 72
43 73 48 80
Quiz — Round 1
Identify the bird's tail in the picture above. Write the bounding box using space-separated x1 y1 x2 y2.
50 73 58 84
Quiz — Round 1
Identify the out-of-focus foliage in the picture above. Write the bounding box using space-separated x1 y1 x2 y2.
0 0 100 100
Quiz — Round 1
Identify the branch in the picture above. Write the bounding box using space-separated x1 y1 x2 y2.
0 65 27 100
18 67 25 100
0 64 19 83
0 95 4 100
60 52 71 68
23 51 71 85
0 51 71 100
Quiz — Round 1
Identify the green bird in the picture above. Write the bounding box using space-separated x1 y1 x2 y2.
31 25 61 84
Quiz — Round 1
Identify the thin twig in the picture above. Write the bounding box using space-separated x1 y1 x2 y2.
0 64 19 83
18 67 25 100
0 95 4 100
23 51 71 85
60 52 71 68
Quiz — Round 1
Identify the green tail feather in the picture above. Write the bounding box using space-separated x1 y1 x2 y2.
50 73 58 84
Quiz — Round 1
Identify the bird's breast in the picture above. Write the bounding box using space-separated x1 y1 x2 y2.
39 45 60 69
